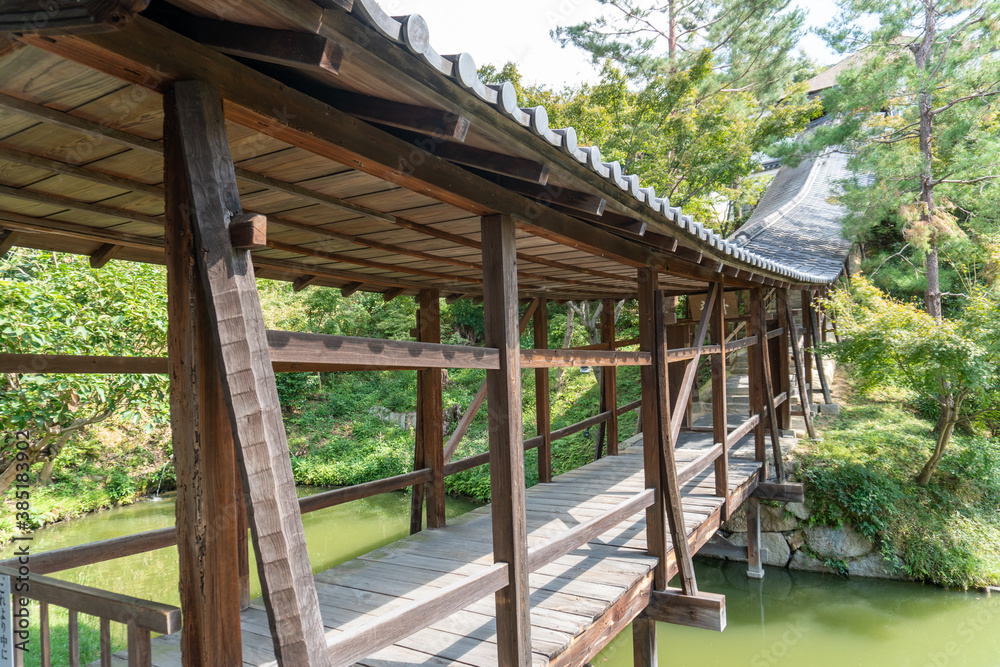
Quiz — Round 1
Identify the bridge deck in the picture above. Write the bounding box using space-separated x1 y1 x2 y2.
132 434 762 667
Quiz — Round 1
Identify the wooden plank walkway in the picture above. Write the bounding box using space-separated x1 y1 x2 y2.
123 433 762 667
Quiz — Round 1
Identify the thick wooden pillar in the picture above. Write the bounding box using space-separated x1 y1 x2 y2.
653 290 699 596
747 290 768 479
481 214 531 666
413 289 445 532
165 80 329 667
775 289 791 430
601 298 619 456
637 268 668 590
165 111 243 664
709 282 728 500
534 298 552 483
807 293 834 405
666 323 692 429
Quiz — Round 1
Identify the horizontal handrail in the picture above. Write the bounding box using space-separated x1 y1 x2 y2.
676 444 724 486
616 399 642 416
725 414 761 448
325 562 508 667
766 327 785 339
0 566 179 635
527 488 655 570
297 468 432 515
520 349 650 368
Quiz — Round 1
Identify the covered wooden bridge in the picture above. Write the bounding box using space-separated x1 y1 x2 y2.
0 0 849 664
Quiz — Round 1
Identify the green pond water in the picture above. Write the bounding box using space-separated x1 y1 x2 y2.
11 493 1000 666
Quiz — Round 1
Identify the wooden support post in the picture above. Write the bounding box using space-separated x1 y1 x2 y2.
784 298 817 439
752 289 785 483
632 615 657 667
801 290 814 394
165 87 245 667
775 289 792 430
481 214 531 666
534 298 552 483
654 290 699 596
637 268 668 591
601 298 619 456
747 290 768 479
746 497 764 579
807 295 834 405
419 289 445 530
710 282 728 502
165 81 329 667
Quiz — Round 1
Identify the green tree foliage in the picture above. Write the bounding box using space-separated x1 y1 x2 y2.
0 251 168 493
823 277 1000 484
481 2 820 232
788 0 1000 319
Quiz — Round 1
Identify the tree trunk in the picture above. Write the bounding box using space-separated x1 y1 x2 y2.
0 434 50 495
916 394 961 486
914 4 942 321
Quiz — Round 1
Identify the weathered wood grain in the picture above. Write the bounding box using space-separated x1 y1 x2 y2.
166 80 329 666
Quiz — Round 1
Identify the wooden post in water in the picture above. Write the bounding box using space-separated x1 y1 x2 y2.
481 214 531 666
746 497 764 579
601 297 619 456
165 107 244 666
534 298 552 483
164 80 329 667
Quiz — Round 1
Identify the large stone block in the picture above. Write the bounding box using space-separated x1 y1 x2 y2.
789 550 836 574
760 504 799 532
805 524 874 559
847 553 907 580
729 531 791 567
786 501 812 521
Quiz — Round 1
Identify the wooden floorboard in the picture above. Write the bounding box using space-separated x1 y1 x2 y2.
133 435 761 667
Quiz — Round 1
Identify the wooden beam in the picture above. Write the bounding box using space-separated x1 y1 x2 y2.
382 287 407 302
600 298 618 456
88 243 122 269
0 228 22 258
325 90 470 141
165 80 329 666
229 213 267 251
645 588 726 632
753 482 805 503
653 289 699 596
807 295 834 405
534 298 552 484
518 349 649 368
490 175 607 215
0 0 149 35
0 145 161 196
418 290 445 530
292 275 322 292
339 282 363 297
481 213 531 666
164 81 243 667
637 268 668 591
407 136 549 184
784 298 817 439
710 280 729 503
752 288 785 483
187 18 344 74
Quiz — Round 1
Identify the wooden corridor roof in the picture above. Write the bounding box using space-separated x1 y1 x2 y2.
104 435 762 667
0 0 846 301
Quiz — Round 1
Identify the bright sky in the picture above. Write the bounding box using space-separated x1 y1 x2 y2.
383 0 844 88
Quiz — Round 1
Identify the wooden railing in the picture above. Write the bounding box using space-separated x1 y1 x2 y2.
0 566 179 667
